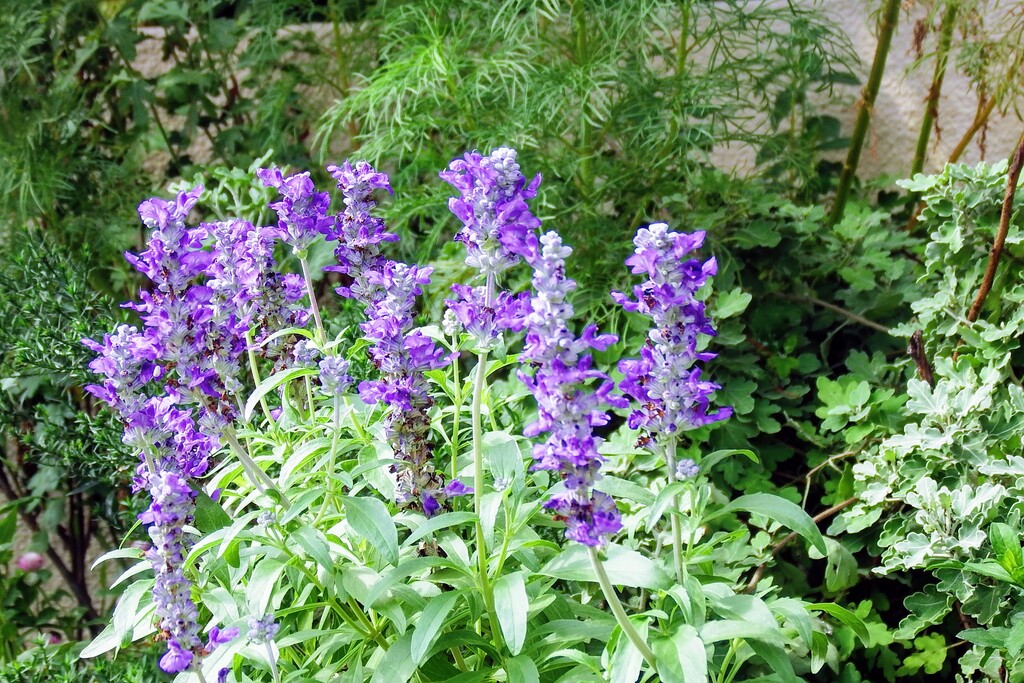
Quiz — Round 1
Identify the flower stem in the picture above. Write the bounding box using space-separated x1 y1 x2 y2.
587 546 657 669
470 350 501 647
450 348 463 481
224 428 291 509
265 641 280 683
828 0 900 226
300 257 326 343
245 332 275 426
663 437 686 586
315 397 344 523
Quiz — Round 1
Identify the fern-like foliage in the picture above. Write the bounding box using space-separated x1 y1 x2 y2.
315 0 859 314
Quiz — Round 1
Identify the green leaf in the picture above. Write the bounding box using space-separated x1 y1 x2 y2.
811 537 858 592
248 556 286 617
411 591 461 665
646 481 689 532
989 523 1024 583
1007 619 1024 657
112 579 152 646
654 625 707 683
494 571 529 656
611 618 649 683
748 641 798 683
704 493 826 555
345 496 400 566
504 655 540 683
698 449 758 472
699 619 784 646
403 511 477 547
192 488 231 533
90 547 143 570
0 510 16 546
715 288 752 318
957 627 1010 649
244 366 316 422
292 525 334 572
596 476 656 505
80 622 120 659
483 431 524 488
370 632 416 683
807 603 870 643
539 543 672 590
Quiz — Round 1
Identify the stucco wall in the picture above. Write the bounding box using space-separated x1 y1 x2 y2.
713 1 1021 177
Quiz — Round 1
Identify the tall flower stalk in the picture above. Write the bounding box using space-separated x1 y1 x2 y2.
614 222 732 584
84 187 247 673
441 148 538 642
329 161 458 515
517 229 655 665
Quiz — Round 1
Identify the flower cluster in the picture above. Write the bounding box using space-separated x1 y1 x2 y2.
205 218 308 355
440 147 541 274
258 168 333 254
518 231 625 546
614 223 732 440
324 160 397 303
441 148 539 348
247 614 281 644
84 186 298 672
328 163 457 515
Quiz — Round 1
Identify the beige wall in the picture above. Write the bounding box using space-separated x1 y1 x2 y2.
713 0 1022 177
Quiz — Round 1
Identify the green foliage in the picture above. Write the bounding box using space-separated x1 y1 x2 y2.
0 641 159 682
833 160 1024 680
317 0 858 288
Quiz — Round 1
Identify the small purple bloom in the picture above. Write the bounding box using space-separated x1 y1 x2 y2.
318 356 353 396
614 223 732 441
676 459 700 480
292 340 320 368
206 626 240 652
247 614 281 644
259 167 333 254
159 640 194 673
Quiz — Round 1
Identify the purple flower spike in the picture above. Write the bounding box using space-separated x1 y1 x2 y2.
614 223 732 442
440 147 541 278
326 161 453 516
259 167 333 254
518 231 624 547
325 160 397 301
247 614 281 644
318 356 353 396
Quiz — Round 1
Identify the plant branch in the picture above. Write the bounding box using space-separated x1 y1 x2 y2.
910 2 958 178
744 496 856 594
829 0 901 226
779 293 891 333
965 130 1024 324
588 546 657 669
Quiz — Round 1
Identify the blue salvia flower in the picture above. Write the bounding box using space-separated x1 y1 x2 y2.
328 162 458 515
518 231 625 547
613 223 732 439
441 148 539 349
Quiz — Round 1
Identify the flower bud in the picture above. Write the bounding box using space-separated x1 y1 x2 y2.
16 552 45 572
